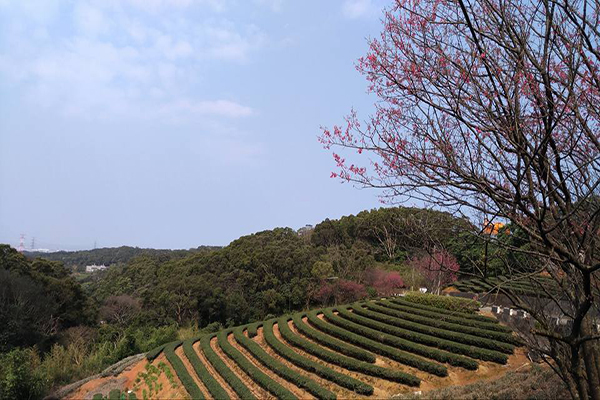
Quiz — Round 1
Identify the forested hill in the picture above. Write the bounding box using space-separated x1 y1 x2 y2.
24 245 221 270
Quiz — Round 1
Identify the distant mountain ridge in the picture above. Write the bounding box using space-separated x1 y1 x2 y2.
23 245 221 269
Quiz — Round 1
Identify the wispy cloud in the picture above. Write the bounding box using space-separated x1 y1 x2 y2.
0 1 262 121
342 0 374 19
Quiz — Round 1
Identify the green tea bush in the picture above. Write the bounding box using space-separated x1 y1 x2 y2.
323 308 479 370
340 306 507 364
182 338 229 400
217 330 297 400
279 316 419 387
233 325 336 399
163 341 204 399
200 334 256 400
371 301 520 345
265 318 374 395
291 313 375 362
388 298 509 330
306 310 448 376
403 292 480 313
355 303 515 353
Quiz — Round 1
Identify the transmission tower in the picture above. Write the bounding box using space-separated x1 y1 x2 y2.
31 237 35 250
18 234 25 253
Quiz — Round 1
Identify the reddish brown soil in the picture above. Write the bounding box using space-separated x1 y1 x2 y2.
175 345 210 398
227 331 312 399
65 354 187 400
192 341 238 400
210 336 273 399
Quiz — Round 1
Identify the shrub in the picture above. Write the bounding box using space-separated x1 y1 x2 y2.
0 348 47 400
246 321 263 338
371 301 521 345
323 308 479 370
279 316 419 387
200 334 255 400
266 317 374 395
355 303 515 354
291 313 375 362
306 310 448 376
232 326 336 399
403 292 480 313
340 305 507 364
182 338 230 400
163 341 204 399
389 297 508 330
217 330 297 400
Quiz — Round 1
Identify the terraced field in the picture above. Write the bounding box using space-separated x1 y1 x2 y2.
450 276 559 296
93 296 524 399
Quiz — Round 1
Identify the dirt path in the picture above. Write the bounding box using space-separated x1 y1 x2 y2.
210 336 273 399
227 331 312 399
193 341 239 400
175 345 211 399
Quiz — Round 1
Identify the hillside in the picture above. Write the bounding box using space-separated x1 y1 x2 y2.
64 295 528 399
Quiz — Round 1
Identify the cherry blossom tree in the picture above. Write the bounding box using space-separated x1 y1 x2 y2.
320 1 600 398
409 249 459 295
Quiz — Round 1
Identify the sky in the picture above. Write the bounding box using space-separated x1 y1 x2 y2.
0 0 394 250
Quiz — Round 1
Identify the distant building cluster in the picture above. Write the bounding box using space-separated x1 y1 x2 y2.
85 264 107 273
297 224 314 236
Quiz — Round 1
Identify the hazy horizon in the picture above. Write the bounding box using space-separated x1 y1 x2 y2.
0 0 406 251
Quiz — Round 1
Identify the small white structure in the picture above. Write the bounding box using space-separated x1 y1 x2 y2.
419 287 428 293
85 264 107 273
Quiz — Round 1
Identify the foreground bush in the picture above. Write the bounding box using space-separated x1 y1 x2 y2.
394 365 569 400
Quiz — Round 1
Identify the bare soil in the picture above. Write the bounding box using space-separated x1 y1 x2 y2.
65 353 188 400
210 335 273 399
227 331 311 399
175 345 210 398
192 340 238 400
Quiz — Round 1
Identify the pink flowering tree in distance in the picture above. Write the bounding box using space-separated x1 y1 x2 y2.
409 249 459 295
320 1 600 398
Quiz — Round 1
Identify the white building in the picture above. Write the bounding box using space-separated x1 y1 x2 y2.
85 264 108 273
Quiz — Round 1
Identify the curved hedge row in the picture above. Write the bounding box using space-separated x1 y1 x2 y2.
247 321 263 339
323 308 478 370
182 338 230 400
342 305 508 364
291 313 375 363
264 319 374 395
306 310 448 377
163 341 205 400
384 299 511 333
146 342 170 361
356 303 515 354
200 334 256 400
217 330 297 400
390 297 501 325
280 316 419 386
232 326 336 400
372 301 520 345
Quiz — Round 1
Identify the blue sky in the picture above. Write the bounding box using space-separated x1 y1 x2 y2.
0 0 393 250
